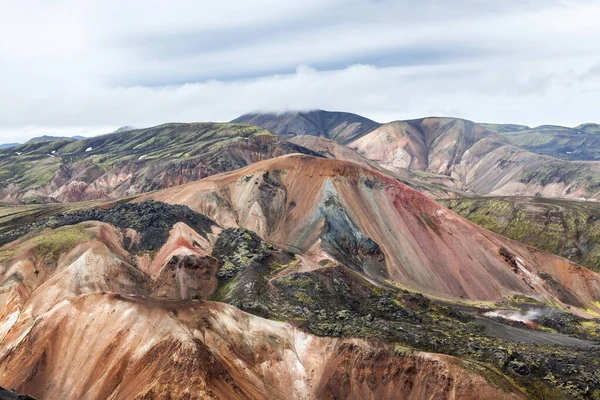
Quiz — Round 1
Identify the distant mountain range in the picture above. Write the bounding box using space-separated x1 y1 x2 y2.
0 126 136 149
3 112 600 204
0 143 20 149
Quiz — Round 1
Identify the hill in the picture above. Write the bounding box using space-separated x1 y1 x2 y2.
25 135 82 144
484 123 600 161
145 154 600 306
232 110 381 144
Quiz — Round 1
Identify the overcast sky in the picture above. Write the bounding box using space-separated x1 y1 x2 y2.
1 0 600 142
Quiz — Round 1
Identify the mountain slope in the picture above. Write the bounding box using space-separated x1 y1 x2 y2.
441 196 600 272
25 135 81 144
145 154 600 309
232 110 381 144
350 117 600 200
287 135 460 198
484 123 600 161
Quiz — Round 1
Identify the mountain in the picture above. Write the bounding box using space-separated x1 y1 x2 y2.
145 154 600 307
350 118 493 175
0 121 464 205
287 135 460 198
484 123 600 161
2 157 600 398
0 123 322 204
349 117 600 200
25 135 82 144
231 110 381 144
0 136 86 150
0 143 20 150
4 112 600 398
111 126 136 133
233 111 600 199
441 196 600 272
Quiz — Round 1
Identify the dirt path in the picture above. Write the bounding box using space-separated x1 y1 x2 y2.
475 317 600 348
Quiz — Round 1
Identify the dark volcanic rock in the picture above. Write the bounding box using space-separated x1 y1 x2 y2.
0 200 216 252
0 387 35 400
320 192 386 275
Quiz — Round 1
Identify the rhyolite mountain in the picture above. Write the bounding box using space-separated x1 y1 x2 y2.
348 117 600 200
2 155 600 398
3 111 600 399
146 154 600 306
286 134 459 198
5 111 600 204
231 110 382 144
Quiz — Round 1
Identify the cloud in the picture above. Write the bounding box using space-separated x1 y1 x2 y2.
1 0 600 142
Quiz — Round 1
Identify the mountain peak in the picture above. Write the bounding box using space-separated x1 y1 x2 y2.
232 109 381 144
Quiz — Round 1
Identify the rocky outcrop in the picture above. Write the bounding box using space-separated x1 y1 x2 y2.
0 387 35 400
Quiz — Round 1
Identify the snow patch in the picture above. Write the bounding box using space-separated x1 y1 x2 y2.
138 154 148 160
515 257 540 284
85 147 93 152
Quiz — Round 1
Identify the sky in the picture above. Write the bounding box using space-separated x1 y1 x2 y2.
1 0 600 143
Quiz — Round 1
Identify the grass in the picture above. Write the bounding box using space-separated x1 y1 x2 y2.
441 196 600 272
0 224 93 263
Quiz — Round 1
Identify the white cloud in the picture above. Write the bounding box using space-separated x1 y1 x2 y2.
1 0 600 142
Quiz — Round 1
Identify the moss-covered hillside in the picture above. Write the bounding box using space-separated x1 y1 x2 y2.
483 123 600 161
209 228 600 400
0 122 319 203
441 197 600 272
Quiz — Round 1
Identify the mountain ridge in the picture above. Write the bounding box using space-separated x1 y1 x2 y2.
232 109 382 144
